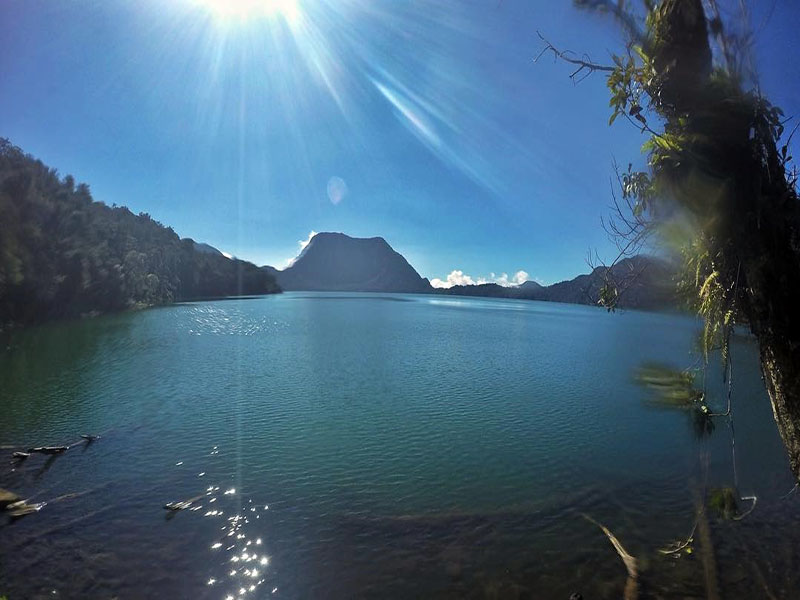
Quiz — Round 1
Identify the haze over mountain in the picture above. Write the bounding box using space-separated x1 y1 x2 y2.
191 241 225 257
264 232 432 293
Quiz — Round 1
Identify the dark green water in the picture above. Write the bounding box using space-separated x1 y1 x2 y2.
1 293 798 598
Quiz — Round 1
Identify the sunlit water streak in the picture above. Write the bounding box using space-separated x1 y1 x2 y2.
0 293 798 598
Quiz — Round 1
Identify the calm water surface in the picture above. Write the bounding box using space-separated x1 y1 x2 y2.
1 293 798 598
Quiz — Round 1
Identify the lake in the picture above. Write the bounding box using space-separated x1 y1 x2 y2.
1 292 798 599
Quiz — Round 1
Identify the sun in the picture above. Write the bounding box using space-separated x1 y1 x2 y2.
197 0 301 23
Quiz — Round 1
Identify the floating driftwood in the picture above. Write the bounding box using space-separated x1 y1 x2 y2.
67 432 103 449
0 488 21 508
16 433 102 455
0 489 44 519
6 500 45 518
582 514 639 600
27 446 68 455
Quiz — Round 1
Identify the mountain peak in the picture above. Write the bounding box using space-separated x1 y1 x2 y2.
270 233 431 293
306 231 389 247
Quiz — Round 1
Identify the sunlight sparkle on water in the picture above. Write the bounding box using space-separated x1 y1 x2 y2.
192 486 272 600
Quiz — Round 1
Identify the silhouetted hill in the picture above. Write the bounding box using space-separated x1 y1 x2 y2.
434 282 543 300
265 232 432 293
544 255 674 309
191 241 224 256
434 282 529 299
261 265 281 280
0 139 280 327
437 256 675 310
517 280 544 292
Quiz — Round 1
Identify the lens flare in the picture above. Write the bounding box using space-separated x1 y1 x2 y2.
196 0 300 23
163 0 542 228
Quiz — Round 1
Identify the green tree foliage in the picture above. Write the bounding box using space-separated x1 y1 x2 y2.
562 0 800 479
0 139 280 327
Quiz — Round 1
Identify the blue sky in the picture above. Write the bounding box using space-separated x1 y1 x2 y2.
1 0 798 285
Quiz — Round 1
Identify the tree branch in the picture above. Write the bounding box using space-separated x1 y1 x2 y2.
534 31 615 83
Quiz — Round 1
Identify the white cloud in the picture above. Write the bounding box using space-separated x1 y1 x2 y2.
430 269 476 288
299 230 317 251
431 268 532 288
285 230 317 267
485 270 529 286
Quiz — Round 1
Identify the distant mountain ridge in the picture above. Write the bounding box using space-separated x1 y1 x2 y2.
437 255 675 310
264 232 432 293
517 280 545 291
0 136 673 330
265 232 674 310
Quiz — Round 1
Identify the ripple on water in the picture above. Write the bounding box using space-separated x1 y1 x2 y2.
0 293 797 598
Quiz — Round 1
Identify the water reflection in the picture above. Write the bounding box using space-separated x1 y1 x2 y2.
0 313 135 442
1 296 798 598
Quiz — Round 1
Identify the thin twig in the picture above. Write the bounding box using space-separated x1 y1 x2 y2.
534 31 615 84
779 482 798 500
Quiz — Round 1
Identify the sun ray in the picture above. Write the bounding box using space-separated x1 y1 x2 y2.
195 0 300 23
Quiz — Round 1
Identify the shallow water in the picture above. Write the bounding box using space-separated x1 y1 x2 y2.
1 292 798 598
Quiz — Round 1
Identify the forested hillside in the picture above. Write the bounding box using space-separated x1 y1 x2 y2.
0 139 279 327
